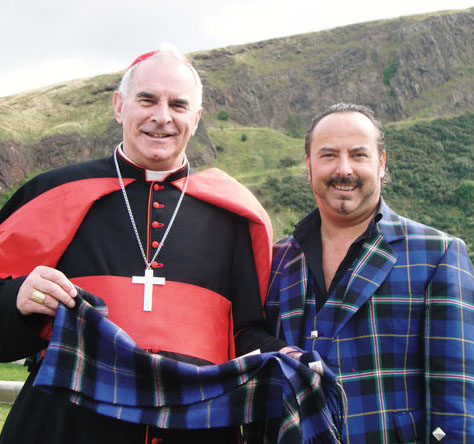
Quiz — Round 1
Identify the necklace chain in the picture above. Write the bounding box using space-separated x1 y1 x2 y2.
113 147 189 269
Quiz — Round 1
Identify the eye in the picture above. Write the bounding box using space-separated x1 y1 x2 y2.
139 98 154 105
172 103 188 111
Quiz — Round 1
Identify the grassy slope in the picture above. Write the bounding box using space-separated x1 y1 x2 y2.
206 117 309 240
0 73 119 145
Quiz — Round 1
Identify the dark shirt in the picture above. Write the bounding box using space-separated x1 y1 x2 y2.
293 205 382 313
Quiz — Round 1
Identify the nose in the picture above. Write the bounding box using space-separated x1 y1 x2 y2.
152 102 172 125
335 154 353 176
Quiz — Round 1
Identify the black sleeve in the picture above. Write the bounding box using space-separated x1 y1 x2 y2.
230 218 287 356
0 277 49 362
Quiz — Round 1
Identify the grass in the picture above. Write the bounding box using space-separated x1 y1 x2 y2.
0 404 12 433
208 124 304 186
0 363 28 434
0 363 28 382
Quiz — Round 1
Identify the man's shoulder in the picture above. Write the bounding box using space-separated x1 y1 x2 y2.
32 156 114 187
195 167 250 191
379 201 453 240
0 156 114 221
187 167 271 224
378 203 464 262
272 235 303 263
273 235 299 250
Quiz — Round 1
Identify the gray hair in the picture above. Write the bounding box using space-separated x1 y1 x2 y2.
118 43 203 110
304 103 385 157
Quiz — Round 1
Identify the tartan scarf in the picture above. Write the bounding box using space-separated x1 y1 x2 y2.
33 289 344 444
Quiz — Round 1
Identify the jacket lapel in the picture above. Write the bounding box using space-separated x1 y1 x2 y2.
275 245 309 346
323 201 405 339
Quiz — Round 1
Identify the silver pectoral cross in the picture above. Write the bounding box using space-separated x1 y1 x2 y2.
132 268 165 312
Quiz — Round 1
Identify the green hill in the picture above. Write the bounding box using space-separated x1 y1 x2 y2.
0 7 473 258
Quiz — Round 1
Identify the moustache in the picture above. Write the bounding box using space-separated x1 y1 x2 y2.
325 176 363 187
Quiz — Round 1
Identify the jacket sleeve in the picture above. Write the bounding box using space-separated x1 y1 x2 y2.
424 237 474 443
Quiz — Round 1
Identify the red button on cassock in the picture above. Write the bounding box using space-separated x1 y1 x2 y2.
152 241 160 249
153 202 164 209
152 221 164 229
151 262 163 269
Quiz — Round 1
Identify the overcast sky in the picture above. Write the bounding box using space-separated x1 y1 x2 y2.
0 0 472 98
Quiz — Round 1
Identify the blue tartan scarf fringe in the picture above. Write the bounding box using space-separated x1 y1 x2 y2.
34 289 344 444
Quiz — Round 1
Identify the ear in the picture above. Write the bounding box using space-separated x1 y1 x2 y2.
190 108 203 136
305 154 312 182
379 151 386 178
113 91 124 125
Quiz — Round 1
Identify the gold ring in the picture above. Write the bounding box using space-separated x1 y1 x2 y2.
31 290 46 305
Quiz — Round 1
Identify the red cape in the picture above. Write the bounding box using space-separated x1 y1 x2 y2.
0 168 272 305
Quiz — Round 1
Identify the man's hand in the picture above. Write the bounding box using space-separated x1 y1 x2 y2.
17 266 77 317
279 346 303 361
280 347 326 376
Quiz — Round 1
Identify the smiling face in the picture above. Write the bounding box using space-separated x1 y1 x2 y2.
113 56 202 171
306 111 386 226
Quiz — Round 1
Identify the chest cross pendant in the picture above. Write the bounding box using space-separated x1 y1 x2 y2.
132 269 165 312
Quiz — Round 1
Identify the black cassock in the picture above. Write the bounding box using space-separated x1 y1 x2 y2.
0 150 285 444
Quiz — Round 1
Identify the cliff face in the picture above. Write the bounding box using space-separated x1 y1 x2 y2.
193 8 473 126
0 8 472 192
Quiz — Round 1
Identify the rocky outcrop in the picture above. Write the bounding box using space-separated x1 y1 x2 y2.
193 8 473 127
0 120 215 191
0 143 36 193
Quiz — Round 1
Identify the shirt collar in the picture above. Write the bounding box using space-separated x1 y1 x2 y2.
116 144 189 183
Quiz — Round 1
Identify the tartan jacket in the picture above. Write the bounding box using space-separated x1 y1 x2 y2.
265 200 474 444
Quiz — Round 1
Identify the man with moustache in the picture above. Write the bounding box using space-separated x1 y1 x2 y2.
265 103 474 443
0 45 299 444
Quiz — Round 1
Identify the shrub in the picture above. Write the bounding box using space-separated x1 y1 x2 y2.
457 180 474 207
383 59 399 85
217 110 230 121
285 113 306 138
279 156 299 167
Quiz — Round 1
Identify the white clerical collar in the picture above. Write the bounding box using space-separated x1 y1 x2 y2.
118 145 188 182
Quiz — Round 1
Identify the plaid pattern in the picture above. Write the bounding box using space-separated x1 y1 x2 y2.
266 200 474 444
33 289 344 444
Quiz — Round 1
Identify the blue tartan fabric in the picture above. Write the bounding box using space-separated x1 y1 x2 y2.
33 289 344 444
265 200 474 444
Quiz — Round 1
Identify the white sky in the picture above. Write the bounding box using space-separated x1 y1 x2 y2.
0 0 472 97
